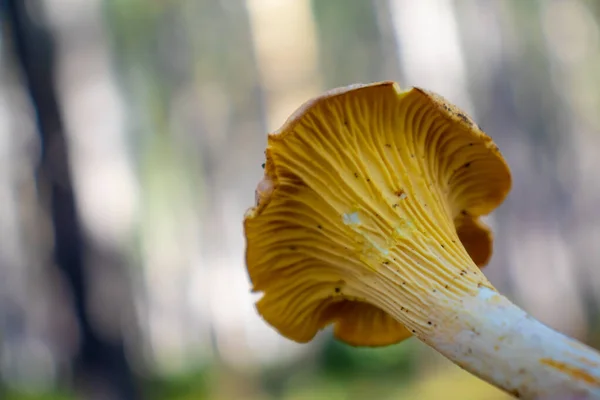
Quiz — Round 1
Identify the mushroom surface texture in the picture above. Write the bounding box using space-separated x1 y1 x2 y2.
243 82 600 399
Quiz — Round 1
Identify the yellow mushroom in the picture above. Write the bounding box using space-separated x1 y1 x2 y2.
244 82 600 399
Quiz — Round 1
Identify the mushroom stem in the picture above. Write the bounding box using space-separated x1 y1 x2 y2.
372 282 600 399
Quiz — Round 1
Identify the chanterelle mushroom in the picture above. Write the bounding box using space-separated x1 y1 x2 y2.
244 82 600 399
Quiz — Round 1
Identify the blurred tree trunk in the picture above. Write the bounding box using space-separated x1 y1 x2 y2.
1 0 139 398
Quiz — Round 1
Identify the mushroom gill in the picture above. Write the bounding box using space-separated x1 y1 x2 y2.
244 82 510 346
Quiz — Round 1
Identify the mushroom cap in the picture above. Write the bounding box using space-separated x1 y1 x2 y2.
244 82 511 347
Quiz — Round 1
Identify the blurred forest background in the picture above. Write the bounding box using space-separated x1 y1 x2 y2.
0 0 599 399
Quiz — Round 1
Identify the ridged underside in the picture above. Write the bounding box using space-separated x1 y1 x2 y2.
244 82 511 346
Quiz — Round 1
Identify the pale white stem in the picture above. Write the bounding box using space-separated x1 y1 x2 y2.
425 287 600 399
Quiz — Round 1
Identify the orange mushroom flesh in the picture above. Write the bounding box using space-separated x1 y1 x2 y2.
246 82 507 344
244 82 600 399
